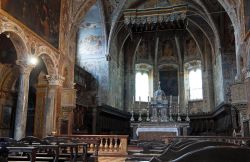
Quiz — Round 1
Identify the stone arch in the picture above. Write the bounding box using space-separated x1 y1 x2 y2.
70 0 96 37
0 20 29 60
36 46 58 76
0 65 19 92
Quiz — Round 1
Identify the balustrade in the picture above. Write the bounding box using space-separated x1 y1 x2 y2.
58 135 128 156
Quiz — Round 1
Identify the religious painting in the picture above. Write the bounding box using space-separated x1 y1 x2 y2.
162 40 174 58
244 0 250 35
137 40 149 59
1 106 12 128
1 0 61 48
77 4 105 59
186 38 197 56
159 69 178 96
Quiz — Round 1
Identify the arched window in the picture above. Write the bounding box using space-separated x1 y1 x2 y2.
135 64 153 102
188 68 203 100
184 60 203 101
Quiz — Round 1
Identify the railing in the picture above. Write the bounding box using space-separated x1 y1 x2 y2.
162 136 250 145
58 135 128 156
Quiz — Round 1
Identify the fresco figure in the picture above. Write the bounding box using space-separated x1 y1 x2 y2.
162 41 173 57
186 39 197 56
1 0 60 48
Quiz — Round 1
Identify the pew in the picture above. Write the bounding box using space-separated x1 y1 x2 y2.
0 138 38 162
172 146 250 162
158 141 237 161
44 136 87 162
19 136 59 162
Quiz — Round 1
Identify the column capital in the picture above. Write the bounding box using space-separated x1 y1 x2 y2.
16 59 35 75
46 74 65 86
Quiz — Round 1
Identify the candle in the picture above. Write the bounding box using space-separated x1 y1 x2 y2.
178 95 179 104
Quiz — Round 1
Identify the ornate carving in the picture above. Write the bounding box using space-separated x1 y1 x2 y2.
16 59 35 75
46 74 65 86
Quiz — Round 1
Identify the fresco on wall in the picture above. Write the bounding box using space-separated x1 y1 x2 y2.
162 40 174 57
77 4 104 59
1 0 61 48
244 0 250 34
136 40 149 60
77 3 107 103
186 38 198 57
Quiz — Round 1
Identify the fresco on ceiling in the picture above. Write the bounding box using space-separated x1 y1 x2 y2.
1 0 61 48
244 0 250 34
77 4 104 59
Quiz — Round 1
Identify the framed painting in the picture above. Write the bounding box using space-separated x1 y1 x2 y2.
1 0 61 48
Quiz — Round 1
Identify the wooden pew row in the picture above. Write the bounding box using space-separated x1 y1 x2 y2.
150 136 250 162
0 136 87 162
162 135 250 145
158 141 237 161
172 146 250 162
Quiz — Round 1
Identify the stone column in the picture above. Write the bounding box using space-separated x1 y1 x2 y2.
45 75 64 136
14 60 34 140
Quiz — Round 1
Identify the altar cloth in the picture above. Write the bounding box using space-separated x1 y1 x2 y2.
136 127 179 136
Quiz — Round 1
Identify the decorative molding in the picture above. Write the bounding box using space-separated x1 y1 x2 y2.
46 75 65 86
16 59 35 75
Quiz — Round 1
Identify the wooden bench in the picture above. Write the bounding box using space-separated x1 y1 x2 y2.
172 146 250 162
158 140 237 161
44 136 86 162
0 138 38 162
19 136 59 162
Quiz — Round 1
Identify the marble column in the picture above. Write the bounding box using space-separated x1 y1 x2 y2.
45 75 64 136
14 61 34 140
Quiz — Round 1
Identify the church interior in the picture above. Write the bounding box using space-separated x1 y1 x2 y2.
1 0 250 161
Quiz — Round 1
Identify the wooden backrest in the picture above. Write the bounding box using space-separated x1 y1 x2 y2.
172 146 250 162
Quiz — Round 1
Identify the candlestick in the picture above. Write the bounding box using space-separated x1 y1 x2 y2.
185 105 190 122
130 96 135 121
170 95 172 106
138 96 142 122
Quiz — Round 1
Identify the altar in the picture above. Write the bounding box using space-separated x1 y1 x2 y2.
131 122 189 141
130 82 190 141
